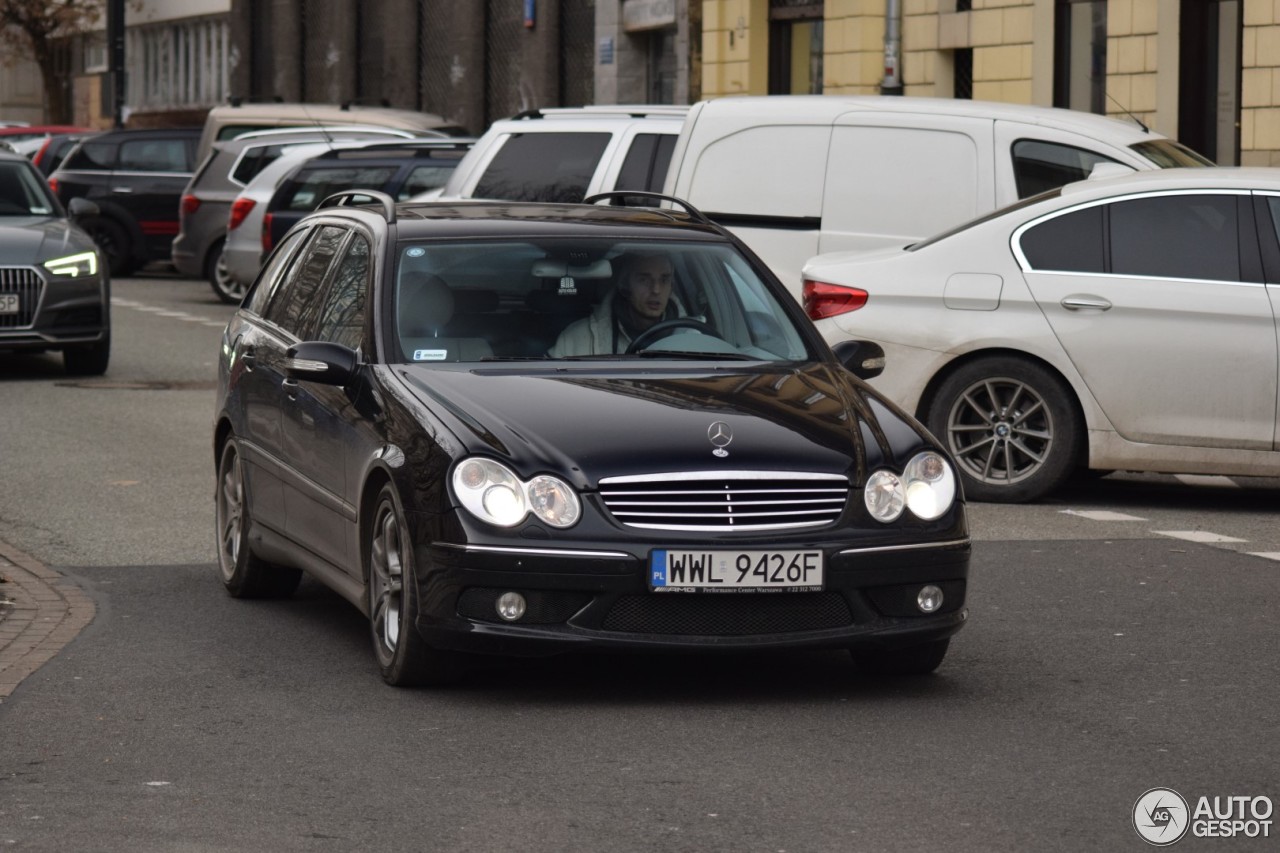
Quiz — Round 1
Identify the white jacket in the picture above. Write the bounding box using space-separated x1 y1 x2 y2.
548 292 689 357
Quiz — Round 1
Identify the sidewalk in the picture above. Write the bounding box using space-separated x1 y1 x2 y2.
0 540 96 702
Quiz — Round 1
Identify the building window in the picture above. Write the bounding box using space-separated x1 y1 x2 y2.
126 16 229 112
768 1 823 95
1054 0 1107 113
954 48 973 99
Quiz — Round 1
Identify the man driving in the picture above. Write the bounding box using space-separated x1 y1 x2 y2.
548 252 680 356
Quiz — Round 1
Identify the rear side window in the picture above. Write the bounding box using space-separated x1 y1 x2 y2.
1110 194 1239 281
473 132 610 203
119 138 191 172
1011 140 1120 198
1019 205 1105 272
244 227 310 314
398 163 456 199
264 225 347 336
231 143 293 185
63 141 117 170
276 166 398 211
616 133 677 192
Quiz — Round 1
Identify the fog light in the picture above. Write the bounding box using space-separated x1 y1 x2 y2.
496 592 527 622
917 585 944 614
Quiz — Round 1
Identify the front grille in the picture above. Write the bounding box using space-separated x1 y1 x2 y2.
602 592 852 636
0 268 42 329
598 471 849 531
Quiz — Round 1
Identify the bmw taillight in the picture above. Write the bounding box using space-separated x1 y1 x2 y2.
803 279 868 321
227 197 256 231
180 194 201 216
261 212 274 252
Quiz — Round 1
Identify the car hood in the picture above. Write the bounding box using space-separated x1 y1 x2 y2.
0 217 93 266
396 362 930 488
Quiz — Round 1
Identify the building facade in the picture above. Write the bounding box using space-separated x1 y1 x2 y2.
702 0 1280 166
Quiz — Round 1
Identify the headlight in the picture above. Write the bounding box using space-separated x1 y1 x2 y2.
43 251 99 278
452 458 581 529
864 451 956 523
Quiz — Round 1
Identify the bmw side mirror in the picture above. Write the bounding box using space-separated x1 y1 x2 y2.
68 197 99 219
832 340 886 381
285 341 359 386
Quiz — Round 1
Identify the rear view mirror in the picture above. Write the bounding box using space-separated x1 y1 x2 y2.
831 340 886 380
68 197 99 219
531 259 613 279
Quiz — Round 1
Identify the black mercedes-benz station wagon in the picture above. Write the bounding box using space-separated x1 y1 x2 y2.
213 190 970 686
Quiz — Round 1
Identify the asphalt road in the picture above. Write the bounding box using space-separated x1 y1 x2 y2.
1 273 1278 851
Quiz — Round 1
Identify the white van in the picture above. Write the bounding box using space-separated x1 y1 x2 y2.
662 95 1212 298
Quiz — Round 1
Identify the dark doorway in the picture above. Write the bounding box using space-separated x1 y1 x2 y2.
1179 0 1240 164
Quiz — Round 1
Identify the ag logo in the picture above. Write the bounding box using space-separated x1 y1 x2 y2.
1134 788 1190 846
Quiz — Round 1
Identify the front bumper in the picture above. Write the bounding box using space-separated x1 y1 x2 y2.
0 266 108 352
410 534 970 657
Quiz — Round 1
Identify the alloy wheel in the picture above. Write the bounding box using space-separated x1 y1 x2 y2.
369 503 405 658
944 377 1054 486
216 448 244 581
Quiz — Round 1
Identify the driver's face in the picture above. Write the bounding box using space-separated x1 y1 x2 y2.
625 256 674 325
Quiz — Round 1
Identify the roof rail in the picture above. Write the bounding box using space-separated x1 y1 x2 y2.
508 106 689 121
317 189 397 224
582 191 711 226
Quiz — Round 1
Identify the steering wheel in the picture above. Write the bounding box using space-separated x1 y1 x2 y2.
626 317 722 354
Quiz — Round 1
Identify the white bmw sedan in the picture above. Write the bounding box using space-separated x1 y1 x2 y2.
802 168 1280 503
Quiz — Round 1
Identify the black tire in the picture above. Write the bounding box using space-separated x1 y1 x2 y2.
367 484 464 687
926 357 1081 503
851 639 950 676
215 438 302 598
82 216 137 277
206 240 246 304
63 335 110 376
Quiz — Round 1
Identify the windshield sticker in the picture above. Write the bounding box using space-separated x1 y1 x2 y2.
413 349 448 361
406 247 426 258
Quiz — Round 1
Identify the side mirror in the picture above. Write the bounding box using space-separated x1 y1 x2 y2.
831 340 886 381
68 197 99 219
285 341 359 386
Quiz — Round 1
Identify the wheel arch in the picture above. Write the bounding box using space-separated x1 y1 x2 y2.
914 347 1090 468
213 416 233 467
357 465 396 583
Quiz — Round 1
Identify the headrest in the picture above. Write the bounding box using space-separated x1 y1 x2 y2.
400 273 454 335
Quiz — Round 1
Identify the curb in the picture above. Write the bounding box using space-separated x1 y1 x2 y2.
0 540 96 702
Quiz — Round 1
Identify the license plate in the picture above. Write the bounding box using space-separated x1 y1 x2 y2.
0 294 17 315
650 549 824 592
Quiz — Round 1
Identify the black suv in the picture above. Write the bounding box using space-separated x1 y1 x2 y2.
260 140 470 249
49 127 200 276
213 190 970 686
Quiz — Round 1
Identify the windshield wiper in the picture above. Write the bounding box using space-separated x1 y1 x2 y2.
632 350 759 361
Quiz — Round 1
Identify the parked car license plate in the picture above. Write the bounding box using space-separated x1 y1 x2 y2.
0 294 18 315
650 549 823 592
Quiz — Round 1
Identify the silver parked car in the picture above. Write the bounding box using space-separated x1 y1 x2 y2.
802 168 1280 503
173 126 431 303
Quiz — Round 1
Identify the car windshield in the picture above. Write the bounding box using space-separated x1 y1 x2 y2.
1131 138 1215 167
0 161 58 216
393 238 814 364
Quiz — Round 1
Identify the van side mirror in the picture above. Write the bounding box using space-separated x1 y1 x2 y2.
285 341 359 386
831 340 886 380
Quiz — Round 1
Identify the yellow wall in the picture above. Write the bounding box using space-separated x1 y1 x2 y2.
1243 0 1280 165
702 0 769 96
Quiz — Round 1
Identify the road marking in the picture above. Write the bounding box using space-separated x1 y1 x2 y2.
1248 552 1280 562
1154 530 1248 544
1174 474 1241 488
111 298 226 328
1060 509 1148 522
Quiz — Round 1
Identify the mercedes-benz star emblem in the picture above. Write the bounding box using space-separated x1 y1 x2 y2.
708 422 733 457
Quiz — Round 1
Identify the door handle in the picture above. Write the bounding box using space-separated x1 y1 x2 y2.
1060 295 1112 311
110 186 134 194
283 377 299 401
240 345 256 371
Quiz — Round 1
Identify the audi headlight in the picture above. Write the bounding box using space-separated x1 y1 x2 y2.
43 251 99 278
864 451 956 523
452 458 580 529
